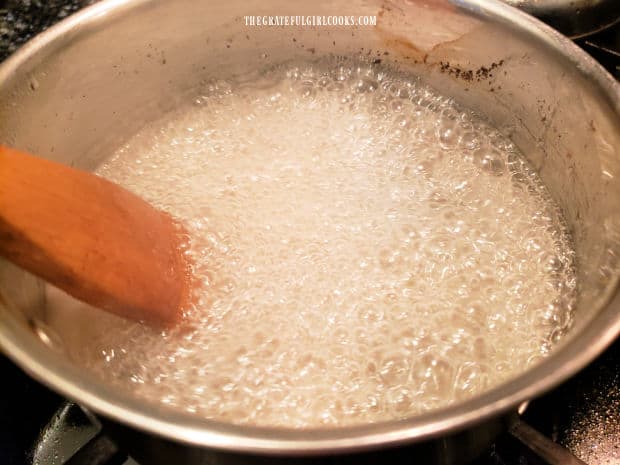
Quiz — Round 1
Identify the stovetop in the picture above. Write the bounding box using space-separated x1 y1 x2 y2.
0 2 619 465
2 341 618 465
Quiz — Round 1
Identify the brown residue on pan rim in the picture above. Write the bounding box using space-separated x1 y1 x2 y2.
439 59 506 82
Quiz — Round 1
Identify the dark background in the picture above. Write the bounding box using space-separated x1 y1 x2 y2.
0 2 618 465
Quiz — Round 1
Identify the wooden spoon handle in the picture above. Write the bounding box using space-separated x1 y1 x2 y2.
0 145 188 325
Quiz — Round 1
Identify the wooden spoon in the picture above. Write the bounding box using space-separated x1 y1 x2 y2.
0 145 189 325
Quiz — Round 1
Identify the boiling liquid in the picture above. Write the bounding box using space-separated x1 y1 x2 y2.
50 60 577 427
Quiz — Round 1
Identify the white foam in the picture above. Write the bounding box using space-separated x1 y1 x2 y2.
47 59 576 427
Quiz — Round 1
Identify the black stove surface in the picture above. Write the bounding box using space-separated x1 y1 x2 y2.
1 2 619 465
2 342 618 465
0 0 96 60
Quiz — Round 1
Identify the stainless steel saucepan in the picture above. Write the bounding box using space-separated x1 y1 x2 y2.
0 0 619 464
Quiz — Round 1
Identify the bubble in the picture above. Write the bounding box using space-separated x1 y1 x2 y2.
353 78 378 94
326 81 345 92
285 67 300 80
379 353 410 384
386 386 414 414
340 93 354 105
417 354 454 395
389 100 405 113
454 362 487 397
357 304 385 323
438 125 459 149
395 114 411 128
474 148 506 175
298 80 316 98
460 131 480 150
333 65 351 81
